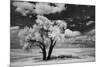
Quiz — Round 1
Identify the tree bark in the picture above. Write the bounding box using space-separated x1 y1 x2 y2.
47 45 53 60
47 39 56 60
35 41 47 60
42 48 47 60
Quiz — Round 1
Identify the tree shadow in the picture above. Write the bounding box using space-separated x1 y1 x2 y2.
50 55 81 60
34 55 81 62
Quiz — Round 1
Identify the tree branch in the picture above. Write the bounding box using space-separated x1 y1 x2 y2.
34 43 43 49
52 40 57 47
28 39 45 49
50 38 57 47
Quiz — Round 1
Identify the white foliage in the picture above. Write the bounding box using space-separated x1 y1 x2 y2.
18 15 67 48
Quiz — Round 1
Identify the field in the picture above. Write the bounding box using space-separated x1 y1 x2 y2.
10 28 95 67
10 48 95 67
10 2 95 67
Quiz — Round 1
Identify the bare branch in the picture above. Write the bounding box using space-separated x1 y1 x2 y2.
28 39 45 49
52 40 57 47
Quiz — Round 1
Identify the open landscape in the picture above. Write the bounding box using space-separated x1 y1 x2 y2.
10 48 95 66
10 0 95 67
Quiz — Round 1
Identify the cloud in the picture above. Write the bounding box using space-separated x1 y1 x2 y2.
65 29 80 37
86 21 94 26
10 26 19 30
13 2 35 16
34 2 66 15
13 2 66 16
10 26 19 33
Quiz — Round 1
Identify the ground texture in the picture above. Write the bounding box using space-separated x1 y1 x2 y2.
10 48 95 67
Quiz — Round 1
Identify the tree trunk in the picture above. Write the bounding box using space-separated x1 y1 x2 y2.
42 46 47 60
46 39 56 60
47 45 53 60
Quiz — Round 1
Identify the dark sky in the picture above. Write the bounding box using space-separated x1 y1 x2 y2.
11 2 95 33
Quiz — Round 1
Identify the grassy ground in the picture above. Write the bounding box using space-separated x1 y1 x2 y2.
10 48 95 67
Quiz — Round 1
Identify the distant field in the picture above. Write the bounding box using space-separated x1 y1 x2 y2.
10 28 95 49
10 48 95 66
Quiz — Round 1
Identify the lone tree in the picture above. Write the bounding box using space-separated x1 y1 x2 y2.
18 15 67 60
